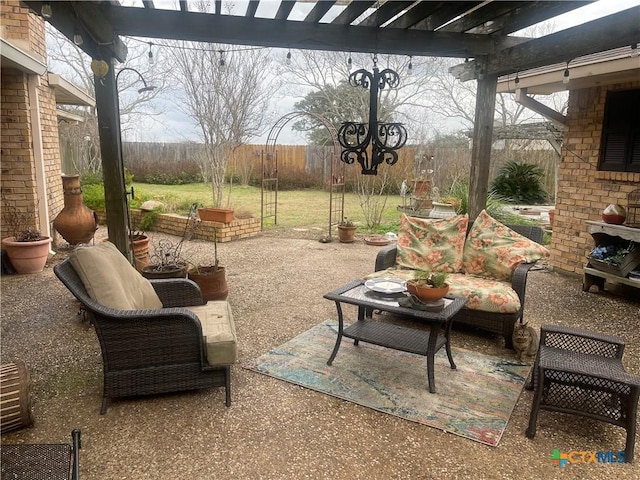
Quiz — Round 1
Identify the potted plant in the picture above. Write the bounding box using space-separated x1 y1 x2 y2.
1 205 52 274
140 238 188 279
129 231 150 271
337 217 357 243
198 206 234 224
406 270 449 303
187 226 228 301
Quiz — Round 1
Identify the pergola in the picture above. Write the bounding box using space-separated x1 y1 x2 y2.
21 0 640 257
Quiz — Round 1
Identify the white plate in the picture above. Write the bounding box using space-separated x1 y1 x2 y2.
364 278 406 294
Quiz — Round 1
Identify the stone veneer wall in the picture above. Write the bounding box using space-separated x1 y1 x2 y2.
128 210 261 243
550 80 640 275
0 0 64 239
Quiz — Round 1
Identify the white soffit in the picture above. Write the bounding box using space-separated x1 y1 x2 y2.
48 73 95 107
0 37 47 75
497 47 640 95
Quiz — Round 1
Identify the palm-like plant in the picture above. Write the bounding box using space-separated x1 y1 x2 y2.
490 161 548 204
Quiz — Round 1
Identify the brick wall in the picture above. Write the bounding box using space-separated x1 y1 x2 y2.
550 80 640 275
0 0 63 239
128 210 261 243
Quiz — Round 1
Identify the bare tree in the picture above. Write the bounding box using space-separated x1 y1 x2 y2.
46 26 169 173
171 43 274 207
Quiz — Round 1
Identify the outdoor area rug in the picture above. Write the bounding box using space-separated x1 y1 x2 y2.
243 320 531 446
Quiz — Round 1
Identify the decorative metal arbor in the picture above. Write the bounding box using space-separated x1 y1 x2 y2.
262 112 344 240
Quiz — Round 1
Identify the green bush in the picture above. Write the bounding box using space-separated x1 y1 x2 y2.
80 171 103 185
81 183 105 211
490 161 547 204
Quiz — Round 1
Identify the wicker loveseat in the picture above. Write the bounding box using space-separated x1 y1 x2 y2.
369 210 547 348
54 242 237 414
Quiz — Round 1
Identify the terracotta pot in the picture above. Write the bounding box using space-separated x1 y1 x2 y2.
198 208 234 224
337 225 357 243
1 236 52 274
188 266 228 301
412 180 431 198
53 175 98 245
406 281 449 303
130 234 150 271
140 264 188 279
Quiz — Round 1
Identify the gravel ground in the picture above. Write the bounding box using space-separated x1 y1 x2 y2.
1 227 639 479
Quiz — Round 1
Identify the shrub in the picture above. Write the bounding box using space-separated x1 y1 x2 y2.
80 171 103 185
81 183 106 211
490 160 548 204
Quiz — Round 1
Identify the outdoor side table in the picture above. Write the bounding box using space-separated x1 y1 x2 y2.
1 429 81 480
324 279 467 393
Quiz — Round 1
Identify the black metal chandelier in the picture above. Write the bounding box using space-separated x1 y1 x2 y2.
338 57 407 175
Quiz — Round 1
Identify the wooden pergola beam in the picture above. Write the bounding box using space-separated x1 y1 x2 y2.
451 6 640 81
103 5 523 58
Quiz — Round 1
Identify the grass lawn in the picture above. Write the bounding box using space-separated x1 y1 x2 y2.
132 183 406 234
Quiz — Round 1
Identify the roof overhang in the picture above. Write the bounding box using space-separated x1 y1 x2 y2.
497 47 640 95
48 73 95 106
0 37 47 75
56 109 88 122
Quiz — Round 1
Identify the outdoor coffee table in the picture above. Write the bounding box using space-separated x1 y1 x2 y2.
324 279 467 393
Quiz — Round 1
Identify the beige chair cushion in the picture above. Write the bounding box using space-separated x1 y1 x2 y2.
70 242 163 310
186 301 237 365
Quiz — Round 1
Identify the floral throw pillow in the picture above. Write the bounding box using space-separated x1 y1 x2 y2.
396 213 469 273
463 210 549 281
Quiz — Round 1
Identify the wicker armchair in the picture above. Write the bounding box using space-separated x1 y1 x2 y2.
374 223 543 348
526 325 640 462
54 257 233 414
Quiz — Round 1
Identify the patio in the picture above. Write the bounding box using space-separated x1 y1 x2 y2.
1 228 639 479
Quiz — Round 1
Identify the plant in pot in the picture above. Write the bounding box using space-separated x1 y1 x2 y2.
140 238 188 279
337 217 357 243
129 230 150 271
1 203 52 274
406 270 449 303
187 227 228 301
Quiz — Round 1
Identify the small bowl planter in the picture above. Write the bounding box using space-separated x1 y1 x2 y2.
406 281 449 303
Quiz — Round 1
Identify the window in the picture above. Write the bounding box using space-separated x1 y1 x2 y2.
599 88 640 172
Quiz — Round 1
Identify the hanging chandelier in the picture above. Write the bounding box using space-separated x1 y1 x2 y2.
338 56 407 175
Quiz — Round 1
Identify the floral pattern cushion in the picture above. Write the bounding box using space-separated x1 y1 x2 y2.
463 210 549 281
363 269 521 313
396 214 469 273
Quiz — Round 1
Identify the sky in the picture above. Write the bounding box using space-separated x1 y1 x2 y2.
127 0 640 145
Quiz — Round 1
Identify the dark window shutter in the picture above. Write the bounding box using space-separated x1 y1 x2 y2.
599 89 640 172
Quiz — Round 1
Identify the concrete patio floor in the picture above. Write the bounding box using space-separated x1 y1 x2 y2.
1 228 639 479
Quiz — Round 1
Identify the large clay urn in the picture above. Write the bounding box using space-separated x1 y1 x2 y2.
53 175 98 245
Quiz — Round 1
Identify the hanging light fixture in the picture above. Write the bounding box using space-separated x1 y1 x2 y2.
148 42 154 65
41 2 53 18
116 67 156 93
337 55 407 175
219 50 226 69
73 27 83 46
563 61 570 84
286 50 292 65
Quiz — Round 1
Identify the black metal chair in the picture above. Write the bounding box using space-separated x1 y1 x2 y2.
1 429 81 480
526 325 640 462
